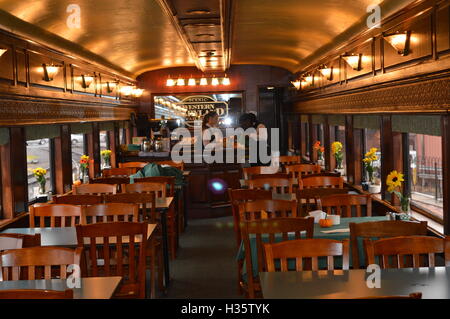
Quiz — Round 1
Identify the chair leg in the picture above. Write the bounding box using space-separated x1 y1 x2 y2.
157 245 165 292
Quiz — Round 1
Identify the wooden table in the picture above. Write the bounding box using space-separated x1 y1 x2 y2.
0 277 122 299
260 267 450 299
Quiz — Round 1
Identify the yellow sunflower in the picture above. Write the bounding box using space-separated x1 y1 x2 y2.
386 170 404 191
331 141 342 154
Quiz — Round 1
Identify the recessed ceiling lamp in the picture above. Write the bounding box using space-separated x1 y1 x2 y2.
384 31 411 56
211 77 219 86
318 65 333 81
0 48 7 57
41 63 61 81
186 9 211 15
177 77 185 86
342 53 363 71
196 33 214 37
200 77 208 85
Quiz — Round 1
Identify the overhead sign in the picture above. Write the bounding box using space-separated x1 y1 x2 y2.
178 95 228 127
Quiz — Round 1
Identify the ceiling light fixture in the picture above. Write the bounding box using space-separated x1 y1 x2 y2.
291 80 301 90
318 65 333 81
177 77 185 86
222 76 231 86
79 74 94 89
120 86 134 96
105 81 118 93
384 31 411 56
342 53 363 71
0 48 7 57
188 77 196 86
186 9 211 15
41 63 61 82
132 88 144 97
200 77 208 85
211 77 219 86
166 78 175 86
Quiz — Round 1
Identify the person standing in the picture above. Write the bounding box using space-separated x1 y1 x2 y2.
238 113 270 166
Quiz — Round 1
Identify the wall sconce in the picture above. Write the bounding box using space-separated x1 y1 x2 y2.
132 88 144 97
342 53 362 71
188 77 196 86
211 77 219 86
120 86 134 96
176 77 185 86
291 80 301 90
0 48 7 57
41 63 61 81
79 74 94 89
318 65 333 81
200 77 208 85
384 31 411 56
105 81 118 93
222 76 231 86
166 78 175 86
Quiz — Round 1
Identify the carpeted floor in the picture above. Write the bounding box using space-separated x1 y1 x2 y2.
161 216 243 299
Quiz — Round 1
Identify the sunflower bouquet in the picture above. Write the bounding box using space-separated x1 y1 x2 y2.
32 167 47 194
331 141 344 169
80 155 89 181
313 141 325 161
363 147 379 184
386 170 410 213
101 150 112 167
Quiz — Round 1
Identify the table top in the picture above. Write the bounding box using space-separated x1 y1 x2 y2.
0 277 122 299
155 196 174 209
2 224 156 247
260 267 450 299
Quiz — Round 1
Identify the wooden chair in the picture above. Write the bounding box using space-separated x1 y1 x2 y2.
155 160 184 171
239 199 298 221
349 220 428 269
299 175 344 189
319 194 372 217
240 218 314 298
82 203 139 224
250 173 290 180
119 162 148 169
0 233 41 248
285 164 321 179
228 189 273 249
125 182 177 259
29 204 83 227
53 194 103 205
0 289 73 299
76 222 147 298
296 188 350 217
278 156 301 166
248 177 294 194
73 183 117 195
90 177 130 193
0 246 82 281
242 166 279 179
102 167 137 177
364 236 450 269
103 193 163 295
134 176 175 196
264 238 350 272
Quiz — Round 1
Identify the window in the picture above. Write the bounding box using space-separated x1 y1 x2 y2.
27 138 52 201
119 128 124 145
71 134 85 181
407 133 443 220
100 131 109 151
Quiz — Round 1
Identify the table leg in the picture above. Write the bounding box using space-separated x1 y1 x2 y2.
161 210 171 288
183 183 188 229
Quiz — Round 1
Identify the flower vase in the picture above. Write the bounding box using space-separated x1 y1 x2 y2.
401 197 411 215
81 169 89 184
38 181 46 195
368 184 381 194
102 158 111 169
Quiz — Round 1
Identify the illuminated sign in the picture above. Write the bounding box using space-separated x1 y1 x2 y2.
179 95 228 127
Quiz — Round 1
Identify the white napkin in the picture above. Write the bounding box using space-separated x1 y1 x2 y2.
320 228 350 234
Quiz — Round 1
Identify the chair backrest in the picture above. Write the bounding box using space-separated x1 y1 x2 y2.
285 164 321 178
125 182 166 198
76 222 147 298
0 247 82 281
364 235 450 269
319 194 372 217
0 234 41 248
300 175 344 189
119 162 148 169
53 194 103 205
156 160 184 171
134 176 175 196
242 166 278 179
296 188 350 217
250 173 291 180
264 238 350 272
72 183 117 195
0 236 23 251
248 177 294 194
89 177 129 193
104 193 156 223
228 189 273 248
278 156 301 166
349 220 428 269
102 167 137 177
239 199 298 221
240 218 314 299
29 204 83 227
82 203 139 224
0 289 74 299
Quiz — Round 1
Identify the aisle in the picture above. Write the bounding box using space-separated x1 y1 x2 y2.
162 216 243 299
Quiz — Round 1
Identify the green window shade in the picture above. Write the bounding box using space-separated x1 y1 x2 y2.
300 115 309 123
328 115 345 126
99 121 115 131
71 123 93 134
392 115 441 136
311 114 326 124
0 128 9 145
354 115 381 130
26 125 60 141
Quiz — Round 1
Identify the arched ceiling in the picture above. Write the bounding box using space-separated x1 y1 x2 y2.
0 0 418 77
